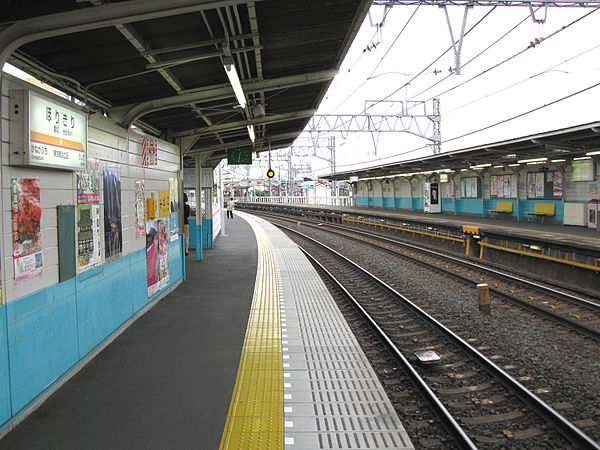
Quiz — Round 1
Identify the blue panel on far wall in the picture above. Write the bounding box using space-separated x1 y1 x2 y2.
0 308 11 426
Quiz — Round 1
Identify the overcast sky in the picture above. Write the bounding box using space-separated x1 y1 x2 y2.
260 3 600 179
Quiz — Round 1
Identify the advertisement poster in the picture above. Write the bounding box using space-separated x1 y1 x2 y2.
535 173 544 198
553 171 563 198
490 176 497 197
77 204 101 272
158 190 170 218
135 180 146 239
77 158 100 204
146 218 170 298
497 175 504 198
590 183 598 196
103 166 122 263
158 218 170 289
142 137 158 167
169 178 179 242
527 173 536 199
11 178 43 285
510 175 518 198
146 220 160 298
504 175 511 198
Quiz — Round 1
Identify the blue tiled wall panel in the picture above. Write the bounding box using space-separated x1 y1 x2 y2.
383 197 395 209
456 198 483 214
6 280 78 413
0 244 184 430
355 196 368 207
189 219 198 249
202 219 213 249
370 197 383 208
413 198 424 210
442 198 455 213
0 309 11 426
395 197 412 210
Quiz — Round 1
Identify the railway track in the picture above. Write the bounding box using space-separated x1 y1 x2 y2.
277 223 599 449
256 211 600 342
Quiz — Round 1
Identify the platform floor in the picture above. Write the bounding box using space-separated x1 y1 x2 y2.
252 203 600 252
0 212 412 449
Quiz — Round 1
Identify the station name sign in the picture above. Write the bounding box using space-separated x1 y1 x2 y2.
10 90 87 170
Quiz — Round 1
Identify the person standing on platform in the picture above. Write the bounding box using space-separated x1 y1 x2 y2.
184 193 190 255
227 198 235 219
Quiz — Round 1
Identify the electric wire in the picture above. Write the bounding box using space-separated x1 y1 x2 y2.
407 10 531 102
332 78 600 171
445 41 600 114
416 8 598 105
332 5 421 112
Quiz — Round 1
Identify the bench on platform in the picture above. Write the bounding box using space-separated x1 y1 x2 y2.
525 202 555 222
488 201 513 216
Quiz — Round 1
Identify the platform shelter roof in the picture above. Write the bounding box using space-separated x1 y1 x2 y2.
0 0 371 168
321 121 600 181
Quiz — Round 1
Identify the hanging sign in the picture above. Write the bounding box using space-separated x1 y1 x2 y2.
10 90 87 170
142 137 158 167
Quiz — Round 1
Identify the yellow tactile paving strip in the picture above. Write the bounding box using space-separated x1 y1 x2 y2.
219 214 283 450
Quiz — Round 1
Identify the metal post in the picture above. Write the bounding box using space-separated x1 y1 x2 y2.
194 154 203 261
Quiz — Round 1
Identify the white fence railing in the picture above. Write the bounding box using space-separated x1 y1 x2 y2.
239 195 354 207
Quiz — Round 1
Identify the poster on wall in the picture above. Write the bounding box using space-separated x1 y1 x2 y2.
527 173 536 198
103 166 122 263
510 175 518 198
76 158 100 204
169 178 179 242
142 136 158 167
146 220 160 297
553 171 563 198
158 190 170 218
497 175 504 198
135 180 146 239
11 178 43 285
490 176 497 197
77 204 101 272
158 218 170 289
503 176 511 198
535 173 544 198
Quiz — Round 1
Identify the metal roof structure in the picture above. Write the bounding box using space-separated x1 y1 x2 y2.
0 0 371 168
321 121 600 181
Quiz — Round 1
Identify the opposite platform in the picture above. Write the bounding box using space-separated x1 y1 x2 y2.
220 213 413 449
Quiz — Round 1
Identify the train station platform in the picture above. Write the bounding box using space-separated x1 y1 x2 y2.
0 212 412 449
240 203 600 252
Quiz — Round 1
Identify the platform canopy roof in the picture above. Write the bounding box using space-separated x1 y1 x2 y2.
321 121 600 181
0 0 371 168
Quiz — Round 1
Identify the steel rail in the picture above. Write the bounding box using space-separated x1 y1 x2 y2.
263 212 600 341
276 222 600 449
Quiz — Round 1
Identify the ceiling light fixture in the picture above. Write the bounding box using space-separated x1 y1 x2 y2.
247 125 255 142
517 157 547 164
223 56 247 109
586 150 600 156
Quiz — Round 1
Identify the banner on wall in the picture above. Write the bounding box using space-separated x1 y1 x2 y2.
535 173 544 198
77 204 101 272
146 218 170 298
142 137 158 167
76 158 100 204
158 218 170 289
103 166 122 263
158 190 170 218
11 178 43 285
527 173 536 199
135 180 146 239
146 220 160 297
169 178 179 242
553 171 563 198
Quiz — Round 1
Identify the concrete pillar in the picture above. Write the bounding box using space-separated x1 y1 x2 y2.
194 154 203 261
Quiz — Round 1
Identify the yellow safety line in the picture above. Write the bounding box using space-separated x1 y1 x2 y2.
219 214 283 449
479 241 600 272
342 218 466 244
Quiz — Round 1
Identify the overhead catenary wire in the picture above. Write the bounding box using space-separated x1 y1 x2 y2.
445 41 600 114
331 79 600 171
413 7 598 106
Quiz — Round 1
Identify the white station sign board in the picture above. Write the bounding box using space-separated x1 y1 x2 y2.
10 90 87 170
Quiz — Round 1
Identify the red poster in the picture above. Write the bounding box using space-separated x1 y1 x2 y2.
142 137 158 167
